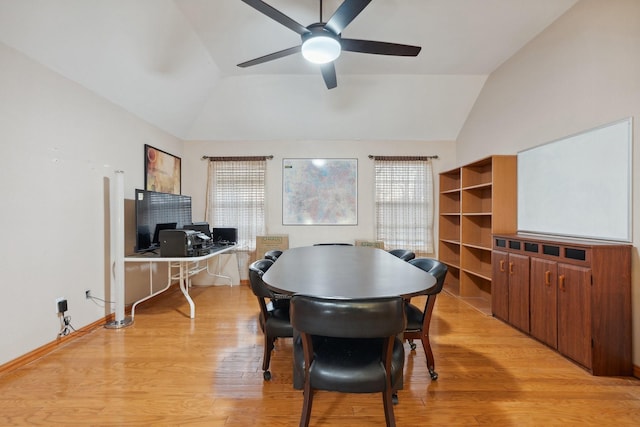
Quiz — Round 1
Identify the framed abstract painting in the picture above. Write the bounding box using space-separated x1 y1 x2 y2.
144 144 181 194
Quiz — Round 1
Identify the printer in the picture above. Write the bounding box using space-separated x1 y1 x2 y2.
159 229 211 257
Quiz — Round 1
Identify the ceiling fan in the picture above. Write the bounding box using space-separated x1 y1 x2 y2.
237 0 422 89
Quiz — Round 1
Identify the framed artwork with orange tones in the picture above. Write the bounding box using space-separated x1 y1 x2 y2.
144 144 181 195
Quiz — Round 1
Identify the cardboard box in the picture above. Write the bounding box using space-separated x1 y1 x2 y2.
256 235 289 259
355 240 385 249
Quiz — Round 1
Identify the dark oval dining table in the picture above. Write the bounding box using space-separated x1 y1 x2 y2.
262 245 436 298
261 245 437 389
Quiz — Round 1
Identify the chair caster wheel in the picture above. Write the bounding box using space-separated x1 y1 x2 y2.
392 393 399 405
410 342 417 351
429 370 438 380
263 370 271 381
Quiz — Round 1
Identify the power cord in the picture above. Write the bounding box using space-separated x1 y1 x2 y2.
87 294 115 307
58 313 77 337
56 295 116 337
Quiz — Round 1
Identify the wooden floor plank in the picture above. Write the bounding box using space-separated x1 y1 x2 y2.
0 284 638 426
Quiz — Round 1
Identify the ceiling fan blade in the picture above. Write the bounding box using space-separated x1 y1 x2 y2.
341 39 422 56
325 0 372 35
320 63 337 89
237 46 301 67
241 0 310 35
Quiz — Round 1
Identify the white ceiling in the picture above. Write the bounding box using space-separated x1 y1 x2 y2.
0 0 578 141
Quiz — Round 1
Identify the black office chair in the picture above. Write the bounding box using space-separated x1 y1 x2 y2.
403 258 448 380
313 243 353 246
290 295 406 427
388 249 416 262
248 259 293 381
264 250 282 262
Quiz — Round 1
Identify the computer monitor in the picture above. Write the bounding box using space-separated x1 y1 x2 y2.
152 222 177 245
212 228 237 244
134 189 191 252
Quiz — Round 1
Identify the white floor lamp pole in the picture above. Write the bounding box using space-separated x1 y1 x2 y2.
106 170 132 328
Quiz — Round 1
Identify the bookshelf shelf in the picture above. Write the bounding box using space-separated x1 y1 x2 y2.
437 156 516 313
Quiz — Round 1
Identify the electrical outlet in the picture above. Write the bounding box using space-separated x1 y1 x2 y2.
85 289 91 299
55 297 68 314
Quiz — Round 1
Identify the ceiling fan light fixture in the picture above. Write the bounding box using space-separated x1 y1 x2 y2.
301 33 341 64
238 0 422 89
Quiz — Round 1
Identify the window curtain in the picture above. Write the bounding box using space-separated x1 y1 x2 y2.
205 158 266 253
374 157 434 254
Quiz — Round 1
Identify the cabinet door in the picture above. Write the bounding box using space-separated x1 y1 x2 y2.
508 253 530 332
557 264 592 370
492 250 509 321
530 258 557 348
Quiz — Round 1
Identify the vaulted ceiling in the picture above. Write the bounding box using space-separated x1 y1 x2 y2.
0 0 578 141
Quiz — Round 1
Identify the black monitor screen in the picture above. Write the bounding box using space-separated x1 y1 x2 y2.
152 222 177 245
212 227 237 244
135 189 191 252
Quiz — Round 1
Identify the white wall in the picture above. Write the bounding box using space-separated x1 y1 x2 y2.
186 74 487 142
182 140 457 249
0 41 182 366
456 0 640 366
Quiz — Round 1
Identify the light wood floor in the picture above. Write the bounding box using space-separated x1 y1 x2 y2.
1 284 639 426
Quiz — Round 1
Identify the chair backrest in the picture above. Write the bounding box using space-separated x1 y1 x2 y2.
248 259 275 299
264 250 282 261
388 249 416 261
409 258 448 294
313 243 353 246
290 296 406 338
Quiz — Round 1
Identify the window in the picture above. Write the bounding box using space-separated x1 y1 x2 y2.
205 157 267 252
374 157 434 254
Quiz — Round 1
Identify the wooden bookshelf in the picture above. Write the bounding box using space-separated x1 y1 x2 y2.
437 156 517 314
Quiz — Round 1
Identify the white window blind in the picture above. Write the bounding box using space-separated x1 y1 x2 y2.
205 158 266 251
374 157 434 254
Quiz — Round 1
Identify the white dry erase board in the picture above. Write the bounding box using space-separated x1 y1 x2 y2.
517 117 632 242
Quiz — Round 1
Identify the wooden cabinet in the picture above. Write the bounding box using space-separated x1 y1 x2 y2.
493 234 632 376
437 156 516 314
531 258 593 367
557 263 592 369
492 249 529 333
529 258 557 348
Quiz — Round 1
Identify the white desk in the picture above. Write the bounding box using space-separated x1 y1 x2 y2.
125 245 236 319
